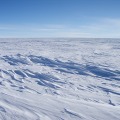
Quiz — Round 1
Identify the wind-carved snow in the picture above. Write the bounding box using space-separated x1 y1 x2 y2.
0 38 120 120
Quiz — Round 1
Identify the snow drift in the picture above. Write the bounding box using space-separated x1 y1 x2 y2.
0 38 120 120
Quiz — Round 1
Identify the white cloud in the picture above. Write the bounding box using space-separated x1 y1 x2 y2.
78 18 120 38
0 18 120 38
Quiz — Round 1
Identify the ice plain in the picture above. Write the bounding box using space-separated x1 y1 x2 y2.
0 38 120 120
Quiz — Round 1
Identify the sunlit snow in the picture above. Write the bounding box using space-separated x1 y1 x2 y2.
0 38 120 120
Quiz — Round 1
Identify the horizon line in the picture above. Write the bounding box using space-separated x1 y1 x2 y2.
0 37 120 39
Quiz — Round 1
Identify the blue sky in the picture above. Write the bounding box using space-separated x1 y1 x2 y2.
0 0 120 38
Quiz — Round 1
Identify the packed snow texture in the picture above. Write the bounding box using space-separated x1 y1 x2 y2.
0 38 120 120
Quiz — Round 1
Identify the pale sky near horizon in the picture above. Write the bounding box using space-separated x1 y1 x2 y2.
0 0 120 38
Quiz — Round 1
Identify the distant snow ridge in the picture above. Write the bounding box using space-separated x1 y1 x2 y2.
0 38 120 120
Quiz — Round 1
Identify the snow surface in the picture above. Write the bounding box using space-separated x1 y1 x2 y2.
0 38 120 120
